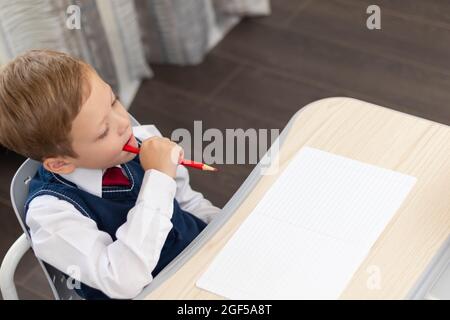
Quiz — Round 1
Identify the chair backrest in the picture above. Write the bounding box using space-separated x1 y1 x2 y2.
10 159 41 240
9 113 141 300
10 159 79 299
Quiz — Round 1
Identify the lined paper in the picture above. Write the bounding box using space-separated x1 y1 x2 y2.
196 147 417 299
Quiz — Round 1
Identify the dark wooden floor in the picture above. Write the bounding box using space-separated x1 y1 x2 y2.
1 0 450 299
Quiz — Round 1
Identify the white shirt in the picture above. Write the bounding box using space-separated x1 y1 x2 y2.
26 125 221 299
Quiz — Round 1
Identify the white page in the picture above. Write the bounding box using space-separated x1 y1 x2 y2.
196 147 417 299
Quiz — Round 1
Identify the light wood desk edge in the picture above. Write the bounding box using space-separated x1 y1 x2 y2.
136 97 450 300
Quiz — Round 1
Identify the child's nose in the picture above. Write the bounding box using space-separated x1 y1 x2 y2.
117 117 130 136
118 124 129 136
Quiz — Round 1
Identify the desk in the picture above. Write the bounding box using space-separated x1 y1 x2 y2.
137 97 450 299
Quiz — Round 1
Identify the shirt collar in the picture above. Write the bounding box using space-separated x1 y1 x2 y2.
60 164 127 198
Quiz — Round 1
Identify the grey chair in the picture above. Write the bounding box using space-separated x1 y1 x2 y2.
0 114 140 299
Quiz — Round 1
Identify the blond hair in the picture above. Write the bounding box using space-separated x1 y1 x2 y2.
0 50 92 161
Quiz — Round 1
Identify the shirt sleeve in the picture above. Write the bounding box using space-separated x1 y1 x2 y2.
174 164 222 223
26 169 176 299
133 124 222 223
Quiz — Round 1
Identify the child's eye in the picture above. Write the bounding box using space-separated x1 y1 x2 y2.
98 127 109 140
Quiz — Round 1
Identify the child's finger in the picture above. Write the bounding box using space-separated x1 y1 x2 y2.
170 145 183 165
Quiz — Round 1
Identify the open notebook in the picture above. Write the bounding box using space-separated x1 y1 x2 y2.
196 147 417 299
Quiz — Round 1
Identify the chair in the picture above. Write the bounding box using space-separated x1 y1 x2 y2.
0 114 140 299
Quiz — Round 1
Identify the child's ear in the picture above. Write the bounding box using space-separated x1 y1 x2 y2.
43 157 76 174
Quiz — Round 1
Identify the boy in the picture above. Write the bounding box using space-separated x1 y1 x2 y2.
0 50 221 299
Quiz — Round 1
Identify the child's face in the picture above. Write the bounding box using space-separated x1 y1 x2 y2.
44 71 138 173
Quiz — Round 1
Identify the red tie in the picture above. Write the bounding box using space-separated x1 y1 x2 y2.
102 167 131 187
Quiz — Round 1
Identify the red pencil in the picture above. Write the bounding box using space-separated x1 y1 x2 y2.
123 144 218 172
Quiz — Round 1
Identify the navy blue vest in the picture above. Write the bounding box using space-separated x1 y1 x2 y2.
24 154 206 299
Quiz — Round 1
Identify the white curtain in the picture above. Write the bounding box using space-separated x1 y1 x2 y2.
135 0 270 65
0 0 270 107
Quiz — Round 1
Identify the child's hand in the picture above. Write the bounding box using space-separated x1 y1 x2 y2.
139 137 183 178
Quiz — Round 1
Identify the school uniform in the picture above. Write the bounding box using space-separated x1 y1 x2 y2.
24 125 221 299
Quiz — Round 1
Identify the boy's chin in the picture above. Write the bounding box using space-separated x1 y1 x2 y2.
96 152 137 169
